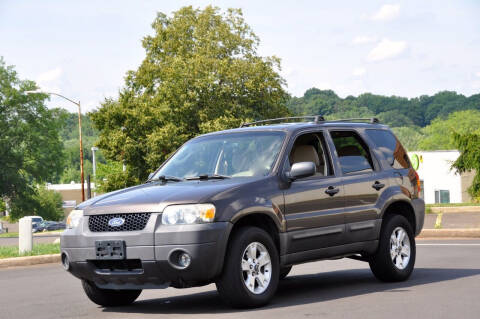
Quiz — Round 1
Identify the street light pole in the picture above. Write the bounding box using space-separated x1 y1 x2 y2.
25 90 85 201
77 101 85 201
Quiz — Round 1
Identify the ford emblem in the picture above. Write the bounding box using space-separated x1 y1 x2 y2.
108 217 125 227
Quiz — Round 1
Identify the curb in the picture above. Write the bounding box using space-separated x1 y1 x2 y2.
0 254 60 269
419 228 480 238
429 206 480 214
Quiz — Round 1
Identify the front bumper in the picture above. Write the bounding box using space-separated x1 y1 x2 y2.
61 215 232 289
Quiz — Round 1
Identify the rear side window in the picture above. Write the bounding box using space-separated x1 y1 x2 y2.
365 129 410 169
330 131 374 174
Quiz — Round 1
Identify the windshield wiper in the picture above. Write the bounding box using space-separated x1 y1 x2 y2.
148 175 183 183
185 174 231 181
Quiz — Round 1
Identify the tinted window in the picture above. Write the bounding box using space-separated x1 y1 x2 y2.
365 129 410 169
331 131 374 174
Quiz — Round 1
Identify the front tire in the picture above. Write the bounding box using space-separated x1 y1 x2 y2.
216 227 279 308
82 280 142 307
369 214 416 282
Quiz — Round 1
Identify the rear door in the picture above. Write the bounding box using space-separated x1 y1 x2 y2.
283 130 346 253
328 129 386 243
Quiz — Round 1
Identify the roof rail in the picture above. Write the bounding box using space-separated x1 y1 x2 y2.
324 117 380 124
240 115 324 128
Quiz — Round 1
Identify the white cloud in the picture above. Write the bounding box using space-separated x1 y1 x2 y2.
36 67 62 83
35 67 63 93
352 67 366 77
352 36 377 45
371 4 400 21
367 39 407 62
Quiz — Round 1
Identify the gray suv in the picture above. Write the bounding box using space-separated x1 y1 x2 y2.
61 116 425 308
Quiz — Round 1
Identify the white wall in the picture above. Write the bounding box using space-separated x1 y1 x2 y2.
409 151 462 204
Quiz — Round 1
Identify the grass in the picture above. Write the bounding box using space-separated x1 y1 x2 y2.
0 230 63 238
0 243 60 259
0 232 19 238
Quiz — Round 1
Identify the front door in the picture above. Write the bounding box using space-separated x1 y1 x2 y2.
283 131 345 254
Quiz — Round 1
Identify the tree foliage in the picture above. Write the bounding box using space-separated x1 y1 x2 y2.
54 110 105 183
31 186 64 221
288 89 480 128
452 132 480 201
417 110 480 150
91 6 290 189
0 58 64 219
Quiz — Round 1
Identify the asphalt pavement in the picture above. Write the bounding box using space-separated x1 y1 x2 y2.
1 239 479 319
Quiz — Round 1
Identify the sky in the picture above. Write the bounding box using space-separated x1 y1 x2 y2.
1 0 479 113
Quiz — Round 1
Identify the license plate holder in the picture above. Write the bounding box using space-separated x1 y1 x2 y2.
95 240 126 260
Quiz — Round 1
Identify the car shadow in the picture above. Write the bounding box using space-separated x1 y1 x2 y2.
102 267 480 315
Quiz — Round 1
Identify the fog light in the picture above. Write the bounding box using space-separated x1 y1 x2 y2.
178 252 191 268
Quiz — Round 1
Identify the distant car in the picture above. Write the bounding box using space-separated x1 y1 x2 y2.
45 222 66 231
35 221 66 232
25 216 44 233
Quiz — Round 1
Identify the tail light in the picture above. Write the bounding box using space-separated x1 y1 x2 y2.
414 171 421 193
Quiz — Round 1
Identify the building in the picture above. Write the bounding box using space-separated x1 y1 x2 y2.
47 183 96 217
408 150 475 204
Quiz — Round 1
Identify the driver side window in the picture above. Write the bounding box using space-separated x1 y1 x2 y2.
289 132 332 177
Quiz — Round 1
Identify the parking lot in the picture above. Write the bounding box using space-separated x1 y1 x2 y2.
0 239 479 319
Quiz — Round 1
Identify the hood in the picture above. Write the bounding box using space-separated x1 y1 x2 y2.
78 178 259 215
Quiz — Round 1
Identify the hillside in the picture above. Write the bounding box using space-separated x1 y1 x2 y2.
287 89 480 127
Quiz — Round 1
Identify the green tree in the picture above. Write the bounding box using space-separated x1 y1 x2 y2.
91 6 290 190
452 132 480 201
0 58 65 220
418 110 480 150
32 186 64 221
95 160 137 193
391 126 425 151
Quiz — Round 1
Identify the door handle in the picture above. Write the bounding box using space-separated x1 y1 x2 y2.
372 181 385 191
325 186 340 196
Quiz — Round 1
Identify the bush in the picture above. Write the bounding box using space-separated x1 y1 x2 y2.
32 186 64 221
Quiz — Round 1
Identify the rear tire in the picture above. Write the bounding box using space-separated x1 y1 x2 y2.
369 215 416 282
82 280 142 307
216 226 279 308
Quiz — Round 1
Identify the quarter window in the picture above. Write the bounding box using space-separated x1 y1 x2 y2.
331 131 374 174
365 129 410 169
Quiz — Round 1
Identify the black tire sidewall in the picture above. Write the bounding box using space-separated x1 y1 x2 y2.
217 226 279 308
370 215 416 282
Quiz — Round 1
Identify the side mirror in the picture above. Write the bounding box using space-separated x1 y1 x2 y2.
147 172 154 180
286 162 316 181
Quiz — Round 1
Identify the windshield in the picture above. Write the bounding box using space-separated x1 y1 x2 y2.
153 131 285 179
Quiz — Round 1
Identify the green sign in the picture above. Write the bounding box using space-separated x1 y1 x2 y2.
410 154 419 170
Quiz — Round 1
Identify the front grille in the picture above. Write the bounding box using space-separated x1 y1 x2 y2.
88 213 151 232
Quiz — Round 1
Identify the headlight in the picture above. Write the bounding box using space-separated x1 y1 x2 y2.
161 204 216 225
66 210 83 229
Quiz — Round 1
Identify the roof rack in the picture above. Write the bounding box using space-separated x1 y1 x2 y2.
324 117 380 124
240 115 325 128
